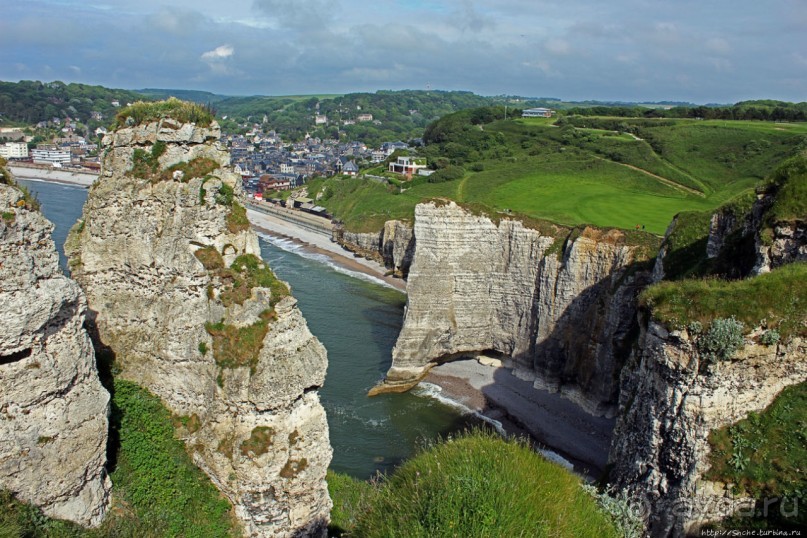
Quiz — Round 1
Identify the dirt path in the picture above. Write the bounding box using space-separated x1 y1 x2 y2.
613 161 706 197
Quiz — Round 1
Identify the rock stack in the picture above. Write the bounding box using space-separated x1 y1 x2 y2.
67 111 332 537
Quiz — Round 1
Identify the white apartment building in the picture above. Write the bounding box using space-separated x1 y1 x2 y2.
0 142 29 159
31 148 72 165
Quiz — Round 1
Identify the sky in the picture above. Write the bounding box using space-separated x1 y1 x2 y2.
1 0 805 103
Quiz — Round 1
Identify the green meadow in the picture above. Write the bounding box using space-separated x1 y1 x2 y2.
310 112 807 234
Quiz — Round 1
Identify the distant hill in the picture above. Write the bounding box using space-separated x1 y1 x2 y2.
0 80 146 125
305 105 807 234
137 88 233 105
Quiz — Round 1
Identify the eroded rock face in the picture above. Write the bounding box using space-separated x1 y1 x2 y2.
609 321 806 537
66 120 331 537
386 201 653 417
334 219 414 277
0 181 111 526
754 221 807 274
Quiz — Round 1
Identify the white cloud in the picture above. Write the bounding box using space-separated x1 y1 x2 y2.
705 37 731 54
544 38 571 55
201 45 235 61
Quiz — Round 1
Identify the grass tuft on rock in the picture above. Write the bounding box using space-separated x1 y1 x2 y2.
114 98 215 128
226 201 250 233
160 157 219 183
204 318 271 373
329 429 620 538
240 426 275 457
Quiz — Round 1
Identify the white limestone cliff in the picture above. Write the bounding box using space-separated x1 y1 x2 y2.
0 178 111 527
333 219 414 278
380 201 654 417
609 320 805 536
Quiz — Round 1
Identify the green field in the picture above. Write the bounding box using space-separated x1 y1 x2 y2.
310 113 807 234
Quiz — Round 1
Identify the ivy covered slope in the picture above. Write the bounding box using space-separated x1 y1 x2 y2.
65 100 332 537
609 153 806 536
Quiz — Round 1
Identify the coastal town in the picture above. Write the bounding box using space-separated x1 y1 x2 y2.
0 112 418 195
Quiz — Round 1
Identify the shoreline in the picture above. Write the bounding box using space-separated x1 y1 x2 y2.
18 171 607 477
9 164 97 188
247 209 407 293
419 358 615 479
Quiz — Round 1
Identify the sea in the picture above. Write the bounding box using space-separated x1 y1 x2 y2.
17 178 477 479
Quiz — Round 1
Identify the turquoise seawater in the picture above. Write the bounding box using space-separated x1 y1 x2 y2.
19 178 474 479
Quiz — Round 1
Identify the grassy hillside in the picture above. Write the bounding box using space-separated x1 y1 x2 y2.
328 430 624 538
308 110 807 234
0 80 146 125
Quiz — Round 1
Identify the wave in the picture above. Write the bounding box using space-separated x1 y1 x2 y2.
326 403 390 429
256 231 397 290
16 177 86 190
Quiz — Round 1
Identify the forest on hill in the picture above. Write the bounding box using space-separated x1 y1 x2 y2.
0 80 145 125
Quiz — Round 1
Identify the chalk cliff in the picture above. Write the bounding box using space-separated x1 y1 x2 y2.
608 162 807 536
0 175 111 526
66 116 331 537
609 318 805 536
333 220 414 278
381 201 655 417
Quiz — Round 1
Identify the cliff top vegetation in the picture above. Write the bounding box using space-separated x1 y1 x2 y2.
306 107 807 234
114 98 215 129
640 261 807 339
328 429 623 537
656 152 806 282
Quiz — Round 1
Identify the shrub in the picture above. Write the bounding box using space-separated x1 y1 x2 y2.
216 183 234 206
581 484 645 538
128 141 167 181
760 329 781 346
427 164 465 183
698 317 745 363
